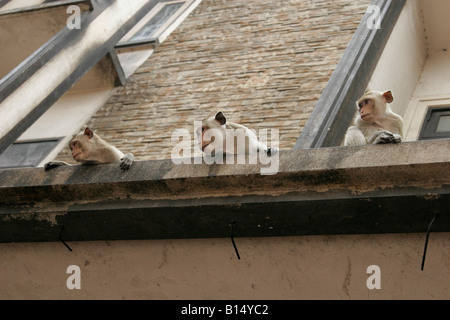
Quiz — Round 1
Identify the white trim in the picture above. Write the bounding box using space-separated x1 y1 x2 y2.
403 95 450 141
117 48 155 79
21 87 117 167
115 0 201 80
157 0 202 43
118 0 202 45
0 0 149 140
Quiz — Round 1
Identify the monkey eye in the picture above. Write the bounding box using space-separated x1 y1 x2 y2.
359 99 370 109
69 141 79 150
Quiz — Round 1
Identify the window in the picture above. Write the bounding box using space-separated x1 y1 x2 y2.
118 1 185 47
419 107 450 140
114 0 201 79
0 138 62 169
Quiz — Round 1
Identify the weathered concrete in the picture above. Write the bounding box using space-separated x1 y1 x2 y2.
0 140 449 243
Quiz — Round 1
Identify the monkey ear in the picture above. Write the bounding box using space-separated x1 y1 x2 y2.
383 91 394 103
84 127 94 139
215 111 226 126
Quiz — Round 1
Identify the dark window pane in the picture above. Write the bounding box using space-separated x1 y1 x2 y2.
130 2 184 42
0 139 61 168
419 107 450 140
436 115 450 133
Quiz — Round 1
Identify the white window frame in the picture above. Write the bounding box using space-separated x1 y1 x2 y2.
118 0 201 46
114 0 201 80
403 95 450 141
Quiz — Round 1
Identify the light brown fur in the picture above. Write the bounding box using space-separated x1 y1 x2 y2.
344 90 404 146
44 127 134 170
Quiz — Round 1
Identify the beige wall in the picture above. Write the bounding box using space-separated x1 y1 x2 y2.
2 232 449 300
368 0 427 117
403 51 450 141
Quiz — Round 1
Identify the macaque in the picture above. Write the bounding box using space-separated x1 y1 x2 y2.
196 111 278 156
344 90 404 146
44 127 134 171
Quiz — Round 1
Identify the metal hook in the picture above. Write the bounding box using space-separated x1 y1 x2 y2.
421 214 437 271
229 222 240 260
59 225 73 252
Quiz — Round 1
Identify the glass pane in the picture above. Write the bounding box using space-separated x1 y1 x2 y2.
0 140 60 168
130 2 184 42
436 115 450 133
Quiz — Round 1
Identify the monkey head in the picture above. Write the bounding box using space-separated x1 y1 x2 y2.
69 127 95 162
357 90 393 123
44 127 132 170
196 111 227 152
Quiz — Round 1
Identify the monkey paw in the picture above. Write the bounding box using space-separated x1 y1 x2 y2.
373 132 402 144
44 162 56 171
120 159 132 170
391 134 402 144
44 161 65 171
120 153 135 170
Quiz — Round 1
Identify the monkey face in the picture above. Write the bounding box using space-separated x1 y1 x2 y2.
196 125 211 152
69 129 93 162
358 98 375 122
69 139 88 162
196 112 227 153
357 90 393 123
197 120 220 152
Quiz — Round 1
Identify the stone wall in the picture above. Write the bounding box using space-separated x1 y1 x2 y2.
56 0 370 163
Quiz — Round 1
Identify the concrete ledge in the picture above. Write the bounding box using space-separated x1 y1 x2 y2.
0 139 449 243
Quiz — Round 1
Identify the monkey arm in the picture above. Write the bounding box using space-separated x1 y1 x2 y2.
44 161 71 171
120 153 135 170
344 126 366 146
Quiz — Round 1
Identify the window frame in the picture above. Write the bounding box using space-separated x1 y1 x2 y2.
419 106 450 140
113 0 201 81
116 0 200 48
0 137 63 169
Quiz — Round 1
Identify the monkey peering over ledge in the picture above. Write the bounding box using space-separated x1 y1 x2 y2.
44 127 134 171
344 90 404 146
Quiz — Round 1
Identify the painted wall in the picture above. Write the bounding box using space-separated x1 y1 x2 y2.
367 0 427 117
403 51 450 140
1 233 449 300
412 52 450 97
0 7 67 79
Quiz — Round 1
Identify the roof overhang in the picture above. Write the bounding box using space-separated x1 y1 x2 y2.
0 139 448 243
